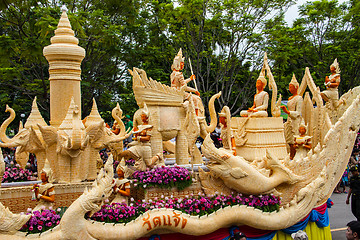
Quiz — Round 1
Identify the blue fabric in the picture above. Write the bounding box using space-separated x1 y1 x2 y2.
281 214 311 234
222 200 331 240
327 198 333 208
309 208 329 228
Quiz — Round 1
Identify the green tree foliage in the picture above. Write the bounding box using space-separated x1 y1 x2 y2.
0 0 359 129
264 0 359 100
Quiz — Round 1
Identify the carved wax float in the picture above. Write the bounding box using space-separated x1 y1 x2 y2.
129 66 220 165
0 8 129 183
0 70 360 239
1 88 359 239
2 6 360 240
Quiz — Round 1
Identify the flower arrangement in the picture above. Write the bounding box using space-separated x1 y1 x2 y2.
125 158 135 166
2 164 37 183
90 193 280 224
132 165 192 190
20 208 61 234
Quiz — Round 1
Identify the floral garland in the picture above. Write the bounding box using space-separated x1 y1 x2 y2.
125 158 135 166
90 193 281 224
20 208 61 234
132 165 192 190
2 164 37 183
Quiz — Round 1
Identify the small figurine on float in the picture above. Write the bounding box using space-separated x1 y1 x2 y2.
218 106 236 155
240 72 269 117
320 58 344 109
171 48 202 115
281 74 303 159
118 104 163 173
111 161 130 204
111 121 120 135
31 159 55 211
292 121 312 161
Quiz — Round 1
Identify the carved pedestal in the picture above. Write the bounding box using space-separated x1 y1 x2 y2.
231 117 287 161
133 181 203 202
0 182 92 213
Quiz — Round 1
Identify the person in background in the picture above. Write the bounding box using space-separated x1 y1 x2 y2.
346 221 360 240
347 166 360 221
229 232 247 240
124 115 133 147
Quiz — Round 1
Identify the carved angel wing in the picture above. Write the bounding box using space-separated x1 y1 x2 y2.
304 67 322 107
262 53 281 117
298 74 308 97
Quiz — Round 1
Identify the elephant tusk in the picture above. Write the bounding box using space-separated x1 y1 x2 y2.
81 135 90 150
0 141 18 148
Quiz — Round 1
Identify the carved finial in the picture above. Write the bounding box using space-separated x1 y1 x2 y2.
257 71 267 88
171 48 185 71
290 73 299 89
178 48 183 58
299 119 307 132
84 98 104 127
330 58 341 74
41 159 54 183
59 97 84 130
24 96 47 129
61 5 68 12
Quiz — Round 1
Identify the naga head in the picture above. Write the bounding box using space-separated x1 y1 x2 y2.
80 155 114 217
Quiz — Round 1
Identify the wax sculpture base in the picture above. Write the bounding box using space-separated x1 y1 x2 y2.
138 201 332 240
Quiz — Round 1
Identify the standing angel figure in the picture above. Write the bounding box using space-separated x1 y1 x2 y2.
111 162 130 204
171 48 202 115
32 159 55 211
293 122 312 161
320 58 344 109
219 106 236 155
281 74 303 159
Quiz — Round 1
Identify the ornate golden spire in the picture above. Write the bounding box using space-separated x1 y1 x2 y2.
84 98 104 127
24 97 47 130
43 6 85 79
43 6 86 127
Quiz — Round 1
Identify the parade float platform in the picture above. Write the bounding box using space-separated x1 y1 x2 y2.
0 182 92 213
